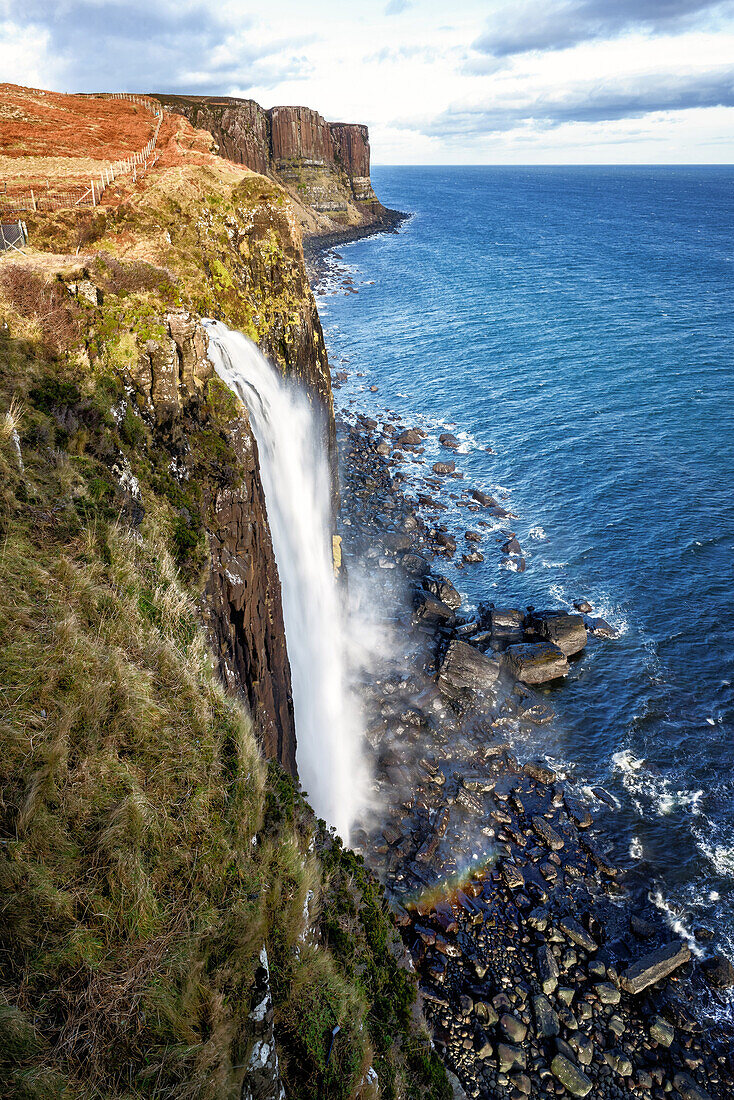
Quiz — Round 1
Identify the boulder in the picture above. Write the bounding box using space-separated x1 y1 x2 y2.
529 610 587 656
439 432 460 450
438 640 499 701
502 642 569 684
415 594 456 626
700 953 734 989
395 429 424 446
423 575 462 609
501 536 522 555
551 1055 592 1097
620 940 691 994
401 553 430 576
433 461 456 475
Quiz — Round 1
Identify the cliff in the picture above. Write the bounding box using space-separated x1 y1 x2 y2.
152 94 403 240
0 88 445 1100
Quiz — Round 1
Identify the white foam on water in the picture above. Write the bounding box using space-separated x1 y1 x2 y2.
650 888 703 956
612 748 703 819
205 320 365 842
630 836 644 859
529 525 547 540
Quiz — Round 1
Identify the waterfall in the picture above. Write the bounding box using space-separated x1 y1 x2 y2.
204 320 363 842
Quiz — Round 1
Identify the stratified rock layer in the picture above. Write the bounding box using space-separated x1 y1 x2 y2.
151 94 398 238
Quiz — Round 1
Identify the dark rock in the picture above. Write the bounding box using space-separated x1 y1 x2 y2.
532 815 565 851
528 610 587 656
501 536 523 556
396 428 424 446
620 941 691 994
673 1072 713 1100
699 953 734 988
533 994 560 1037
401 552 430 576
416 593 457 625
574 600 593 613
524 760 556 784
433 461 456 475
537 944 560 994
423 574 462 610
438 640 500 701
439 432 460 450
586 616 619 639
499 1014 528 1044
559 915 598 952
502 642 570 684
550 1054 592 1097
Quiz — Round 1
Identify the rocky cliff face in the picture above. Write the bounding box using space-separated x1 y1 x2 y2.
130 309 297 773
153 94 397 238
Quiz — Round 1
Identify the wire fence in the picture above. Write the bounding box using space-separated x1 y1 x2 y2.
0 92 163 217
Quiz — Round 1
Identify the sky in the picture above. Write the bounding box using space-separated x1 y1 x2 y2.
1 0 733 163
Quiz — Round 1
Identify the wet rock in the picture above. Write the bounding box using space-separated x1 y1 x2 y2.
699 953 734 988
423 574 462 610
402 552 430 576
586 616 619 639
604 1049 633 1076
533 994 560 1038
500 1014 528 1044
595 982 621 1005
532 816 565 852
574 600 593 613
502 642 570 684
528 610 587 656
522 759 555 784
501 536 523 555
537 944 560 994
438 640 500 702
650 1016 675 1047
396 429 424 446
559 915 597 952
497 1042 526 1072
462 551 484 563
416 593 457 625
620 940 692 994
440 432 460 450
673 1072 713 1100
433 461 456 475
550 1054 592 1097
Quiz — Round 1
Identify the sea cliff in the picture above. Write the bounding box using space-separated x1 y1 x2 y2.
0 86 444 1100
152 94 405 243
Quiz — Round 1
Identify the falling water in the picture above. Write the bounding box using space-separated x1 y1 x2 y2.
204 320 364 842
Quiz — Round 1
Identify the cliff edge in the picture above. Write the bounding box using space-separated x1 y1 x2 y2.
152 94 405 242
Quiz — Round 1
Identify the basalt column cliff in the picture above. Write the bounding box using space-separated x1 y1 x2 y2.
153 94 405 240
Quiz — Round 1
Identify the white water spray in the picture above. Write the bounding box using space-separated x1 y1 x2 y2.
204 320 364 841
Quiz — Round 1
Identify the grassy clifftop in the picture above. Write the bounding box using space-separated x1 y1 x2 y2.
0 90 447 1100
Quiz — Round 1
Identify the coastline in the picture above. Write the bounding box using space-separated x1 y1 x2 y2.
303 206 410 268
312 225 734 1098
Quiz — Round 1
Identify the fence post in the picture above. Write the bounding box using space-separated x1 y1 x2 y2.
30 189 36 212
91 180 96 207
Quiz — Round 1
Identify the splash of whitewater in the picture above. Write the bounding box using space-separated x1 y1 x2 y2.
204 320 364 842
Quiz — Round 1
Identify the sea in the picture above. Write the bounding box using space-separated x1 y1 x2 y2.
316 166 734 1011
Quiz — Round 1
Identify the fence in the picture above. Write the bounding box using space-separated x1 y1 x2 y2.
0 221 28 252
0 92 163 217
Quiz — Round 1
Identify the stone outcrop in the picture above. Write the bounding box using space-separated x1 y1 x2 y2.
152 94 400 239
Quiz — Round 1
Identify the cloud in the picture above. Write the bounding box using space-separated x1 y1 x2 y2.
0 0 314 94
384 0 412 13
414 66 734 136
473 0 734 57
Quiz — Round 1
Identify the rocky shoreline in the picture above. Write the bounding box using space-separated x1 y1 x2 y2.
330 373 734 1098
303 207 410 275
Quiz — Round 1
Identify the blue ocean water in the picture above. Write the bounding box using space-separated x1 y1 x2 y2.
318 166 734 980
